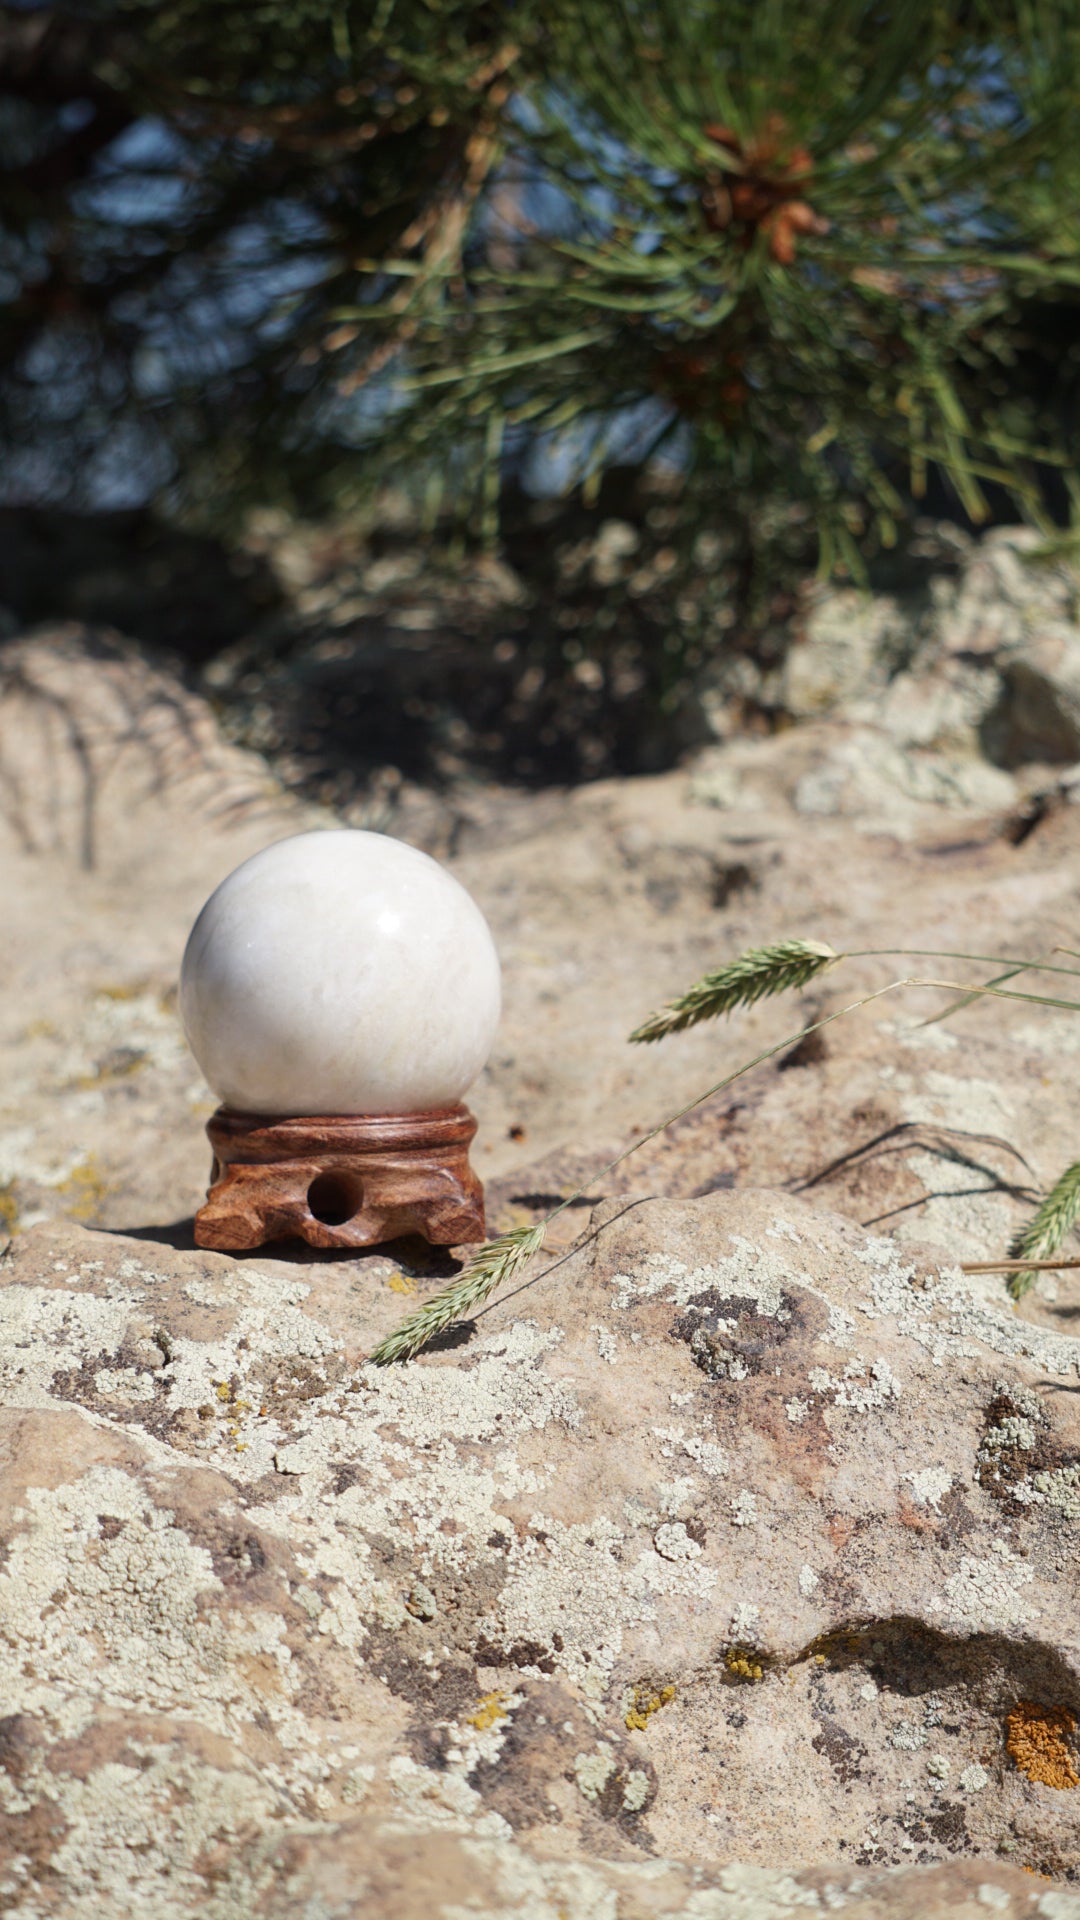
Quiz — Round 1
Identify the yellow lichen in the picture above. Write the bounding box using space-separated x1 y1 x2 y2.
78 1048 147 1089
725 1647 764 1682
59 1157 112 1224
387 1271 417 1296
625 1683 676 1731
807 1631 854 1665
466 1692 510 1732
501 1205 537 1230
1006 1702 1079 1790
0 1183 18 1235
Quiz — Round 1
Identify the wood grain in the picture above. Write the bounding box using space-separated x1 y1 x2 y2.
194 1105 485 1251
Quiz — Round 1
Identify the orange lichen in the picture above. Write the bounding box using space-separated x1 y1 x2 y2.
1005 1702 1079 1789
625 1683 675 1732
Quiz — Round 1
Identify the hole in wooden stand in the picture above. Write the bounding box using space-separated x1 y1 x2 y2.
306 1172 364 1227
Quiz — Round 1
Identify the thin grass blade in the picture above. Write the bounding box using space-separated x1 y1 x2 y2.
918 965 1031 1028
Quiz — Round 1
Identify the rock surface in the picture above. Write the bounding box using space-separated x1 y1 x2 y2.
6 595 1080 1288
4 1193 1080 1915
7 532 1080 1911
750 526 1080 777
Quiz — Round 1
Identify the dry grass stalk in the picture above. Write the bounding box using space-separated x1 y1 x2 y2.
374 938 1080 1360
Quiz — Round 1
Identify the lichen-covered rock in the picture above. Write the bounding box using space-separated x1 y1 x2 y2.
774 527 1080 774
10 583 1080 1912
4 1192 1080 1912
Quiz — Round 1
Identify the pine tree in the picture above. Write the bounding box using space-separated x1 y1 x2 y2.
0 1 522 505
3 1 1080 576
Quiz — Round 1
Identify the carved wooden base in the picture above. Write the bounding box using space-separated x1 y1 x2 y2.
194 1106 485 1252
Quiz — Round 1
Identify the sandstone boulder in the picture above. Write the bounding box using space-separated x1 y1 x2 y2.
3 1192 1080 1911
8 590 1080 1913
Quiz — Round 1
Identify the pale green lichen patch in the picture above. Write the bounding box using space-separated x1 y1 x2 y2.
1031 1466 1080 1519
904 1466 953 1511
70 988 188 1085
888 1722 927 1752
572 1744 652 1817
621 1766 650 1811
15 1740 288 1915
730 1491 759 1527
608 1238 801 1317
0 1465 298 1744
807 1356 901 1415
852 1235 1080 1378
935 1542 1036 1630
574 1747 616 1801
479 1509 717 1697
984 1415 1038 1453
0 1283 143 1406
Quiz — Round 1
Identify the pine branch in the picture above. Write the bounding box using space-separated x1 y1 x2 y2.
370 1223 547 1364
1007 1161 1080 1302
629 939 839 1042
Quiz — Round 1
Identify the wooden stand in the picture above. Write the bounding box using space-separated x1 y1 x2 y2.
194 1106 485 1252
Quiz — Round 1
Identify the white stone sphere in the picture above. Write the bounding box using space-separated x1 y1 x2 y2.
179 830 501 1116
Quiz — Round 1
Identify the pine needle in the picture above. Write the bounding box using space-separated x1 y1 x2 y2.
1006 1159 1080 1301
369 1223 546 1364
629 939 839 1042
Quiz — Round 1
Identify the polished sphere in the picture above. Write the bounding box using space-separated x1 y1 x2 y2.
180 830 501 1115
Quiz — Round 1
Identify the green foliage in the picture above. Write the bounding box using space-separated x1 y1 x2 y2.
1007 1160 1080 1299
343 0 1080 562
0 0 524 508
3 0 1080 571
